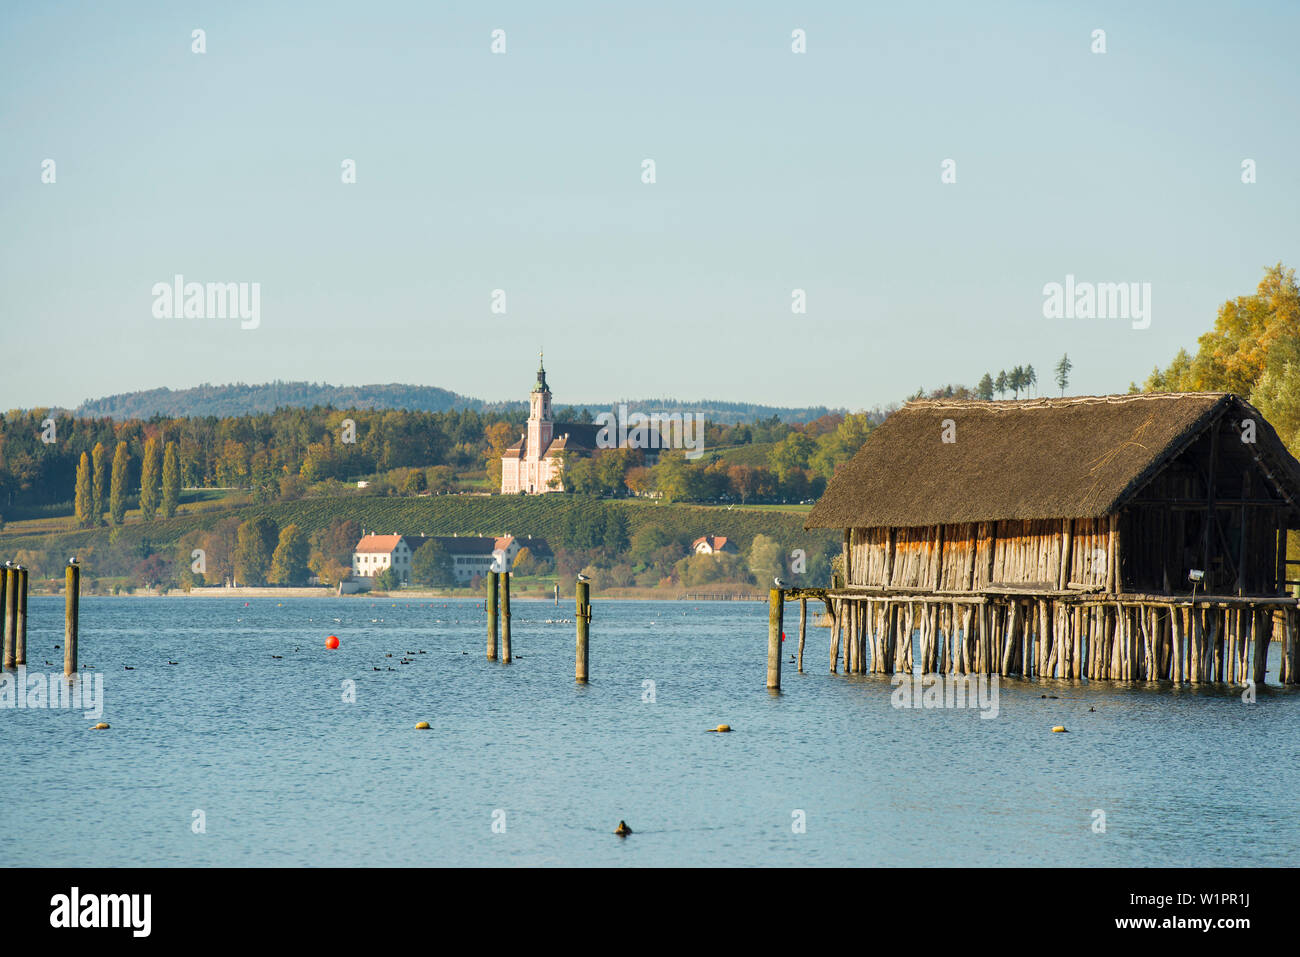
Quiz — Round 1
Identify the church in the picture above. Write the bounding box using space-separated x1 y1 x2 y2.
500 356 601 494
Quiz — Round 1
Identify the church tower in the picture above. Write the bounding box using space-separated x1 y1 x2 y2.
527 352 553 456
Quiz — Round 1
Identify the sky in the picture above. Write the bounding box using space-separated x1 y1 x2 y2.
3 0 1298 413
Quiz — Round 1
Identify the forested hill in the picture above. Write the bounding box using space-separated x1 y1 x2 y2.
73 382 838 424
76 382 482 419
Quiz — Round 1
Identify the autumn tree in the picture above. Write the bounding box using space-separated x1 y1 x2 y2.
139 437 161 520
161 441 181 518
483 421 517 487
74 452 93 528
91 441 107 525
109 441 130 525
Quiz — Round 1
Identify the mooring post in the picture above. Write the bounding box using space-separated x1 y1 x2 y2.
797 598 807 673
575 580 590 683
487 570 499 661
767 587 783 690
553 583 559 606
1 564 12 669
65 560 80 677
15 566 27 666
501 570 512 663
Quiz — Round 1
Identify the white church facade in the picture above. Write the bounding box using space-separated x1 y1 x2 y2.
500 356 600 494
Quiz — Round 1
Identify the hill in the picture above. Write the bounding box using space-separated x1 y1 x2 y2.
71 381 840 424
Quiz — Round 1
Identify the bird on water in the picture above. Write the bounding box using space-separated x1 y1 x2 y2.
615 820 632 837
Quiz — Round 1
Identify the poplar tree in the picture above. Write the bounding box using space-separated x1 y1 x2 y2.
139 437 161 520
109 441 130 525
91 441 107 526
74 452 93 528
161 441 181 518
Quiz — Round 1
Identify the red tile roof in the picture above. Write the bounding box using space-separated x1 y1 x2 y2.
355 534 403 554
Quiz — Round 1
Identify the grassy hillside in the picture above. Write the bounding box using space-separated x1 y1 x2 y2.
0 493 834 577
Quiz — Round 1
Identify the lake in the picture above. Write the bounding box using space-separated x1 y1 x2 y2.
1 596 1295 866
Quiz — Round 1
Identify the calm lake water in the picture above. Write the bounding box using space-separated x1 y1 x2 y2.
1 596 1296 867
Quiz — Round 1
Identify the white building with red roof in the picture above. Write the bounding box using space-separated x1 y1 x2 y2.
692 535 738 556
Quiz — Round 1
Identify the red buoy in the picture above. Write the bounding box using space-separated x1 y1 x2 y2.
325 635 340 649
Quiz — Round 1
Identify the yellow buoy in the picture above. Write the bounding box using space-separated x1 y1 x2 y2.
1052 725 1067 733
92 722 109 730
709 724 732 733
415 721 430 730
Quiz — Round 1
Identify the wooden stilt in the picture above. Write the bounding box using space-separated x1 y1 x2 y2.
501 570 512 663
486 571 499 661
64 561 80 677
829 599 840 674
15 566 28 666
1252 607 1270 685
767 587 783 690
1 566 13 669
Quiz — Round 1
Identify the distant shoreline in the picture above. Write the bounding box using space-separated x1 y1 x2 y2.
32 586 768 602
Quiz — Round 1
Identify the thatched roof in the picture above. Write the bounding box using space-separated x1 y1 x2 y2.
806 392 1300 530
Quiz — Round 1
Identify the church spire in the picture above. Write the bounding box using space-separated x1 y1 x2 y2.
534 350 549 393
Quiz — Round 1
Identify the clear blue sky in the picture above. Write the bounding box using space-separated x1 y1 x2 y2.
3 0 1298 412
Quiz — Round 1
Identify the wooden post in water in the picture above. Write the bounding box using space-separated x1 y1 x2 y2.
1 565 12 669
1252 606 1270 685
575 580 590 683
486 570 499 661
64 560 80 677
767 587 783 690
501 571 512 663
15 566 28 666
797 598 807 673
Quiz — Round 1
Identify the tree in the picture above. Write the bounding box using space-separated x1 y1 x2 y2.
768 431 816 483
161 441 181 518
994 370 1008 399
309 517 362 583
109 441 130 525
402 469 427 494
748 533 784 585
976 373 994 401
1009 365 1025 399
483 421 517 487
74 453 93 528
1025 364 1038 396
1054 354 1073 396
91 441 107 525
234 517 279 585
139 437 161 520
268 524 310 586
411 539 455 587
373 567 401 591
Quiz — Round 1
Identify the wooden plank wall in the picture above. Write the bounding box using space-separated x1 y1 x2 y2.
849 517 1111 590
